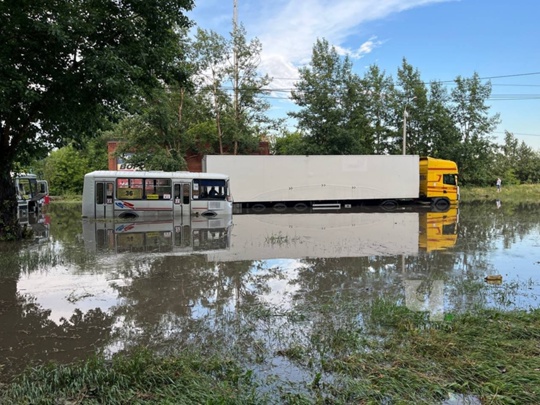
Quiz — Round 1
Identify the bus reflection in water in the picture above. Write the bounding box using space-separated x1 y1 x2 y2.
82 216 233 255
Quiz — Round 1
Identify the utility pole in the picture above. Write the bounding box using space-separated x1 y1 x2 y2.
402 108 408 155
233 0 239 154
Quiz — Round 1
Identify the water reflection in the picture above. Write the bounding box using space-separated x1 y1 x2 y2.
1 202 540 384
209 208 458 261
82 215 233 254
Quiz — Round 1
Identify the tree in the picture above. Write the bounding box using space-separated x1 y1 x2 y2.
361 65 397 154
226 24 276 154
496 131 540 184
396 59 430 156
42 146 90 195
450 73 500 185
113 25 275 165
290 38 370 155
191 28 231 154
111 84 201 172
0 0 194 240
273 131 309 155
424 81 461 160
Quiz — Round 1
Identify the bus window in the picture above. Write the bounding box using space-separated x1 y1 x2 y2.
96 183 105 205
183 183 190 205
193 179 227 200
155 179 172 199
117 178 143 199
106 183 114 201
173 183 190 204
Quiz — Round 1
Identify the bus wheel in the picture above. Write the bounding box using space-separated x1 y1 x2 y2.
433 198 450 212
119 212 138 219
251 204 266 213
273 203 287 212
380 200 398 211
294 203 308 212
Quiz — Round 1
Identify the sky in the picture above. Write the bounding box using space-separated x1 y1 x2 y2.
188 0 540 149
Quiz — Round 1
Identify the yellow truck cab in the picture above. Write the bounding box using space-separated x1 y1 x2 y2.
419 157 459 210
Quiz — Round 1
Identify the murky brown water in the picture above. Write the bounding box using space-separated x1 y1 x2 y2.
1 201 539 382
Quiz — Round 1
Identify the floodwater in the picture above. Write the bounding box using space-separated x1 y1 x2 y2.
1 201 539 385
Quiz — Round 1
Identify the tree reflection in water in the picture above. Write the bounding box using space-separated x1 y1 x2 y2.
1 202 540 384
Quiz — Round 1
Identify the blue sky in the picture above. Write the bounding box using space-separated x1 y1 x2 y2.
188 0 540 149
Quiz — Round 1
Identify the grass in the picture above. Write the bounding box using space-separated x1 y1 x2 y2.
460 183 540 204
2 306 539 404
1 349 262 405
319 303 540 404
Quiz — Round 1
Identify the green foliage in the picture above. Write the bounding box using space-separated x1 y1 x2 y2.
361 65 397 154
290 38 371 155
449 74 500 185
0 0 194 239
287 48 507 185
108 25 276 168
273 131 309 155
494 131 540 185
43 146 90 195
396 59 430 156
109 86 191 171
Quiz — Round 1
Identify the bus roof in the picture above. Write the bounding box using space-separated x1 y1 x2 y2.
84 170 230 180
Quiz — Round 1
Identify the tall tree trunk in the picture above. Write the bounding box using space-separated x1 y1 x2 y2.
0 168 21 241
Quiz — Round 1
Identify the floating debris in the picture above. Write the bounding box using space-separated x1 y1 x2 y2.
484 274 503 284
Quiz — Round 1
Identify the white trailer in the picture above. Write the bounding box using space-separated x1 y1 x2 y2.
203 155 421 211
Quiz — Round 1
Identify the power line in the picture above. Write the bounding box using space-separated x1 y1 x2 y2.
493 131 540 137
477 72 540 80
491 84 540 87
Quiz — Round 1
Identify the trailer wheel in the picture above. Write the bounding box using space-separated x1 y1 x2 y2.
251 204 266 213
432 198 450 212
380 200 398 211
294 203 308 212
273 203 287 212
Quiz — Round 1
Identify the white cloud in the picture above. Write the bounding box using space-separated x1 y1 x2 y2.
242 0 450 70
335 36 385 59
191 0 451 103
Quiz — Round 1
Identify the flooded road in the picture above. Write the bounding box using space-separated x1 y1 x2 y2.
1 201 539 383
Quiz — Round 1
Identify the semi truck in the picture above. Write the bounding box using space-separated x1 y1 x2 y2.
202 155 459 212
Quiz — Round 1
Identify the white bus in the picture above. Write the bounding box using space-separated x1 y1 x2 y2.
82 170 233 219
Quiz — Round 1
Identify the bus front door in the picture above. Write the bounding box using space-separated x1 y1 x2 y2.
173 182 191 215
95 181 114 218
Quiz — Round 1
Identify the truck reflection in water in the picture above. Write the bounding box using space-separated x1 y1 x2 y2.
207 207 458 262
83 215 233 254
